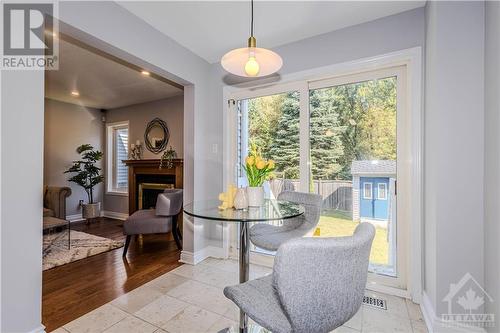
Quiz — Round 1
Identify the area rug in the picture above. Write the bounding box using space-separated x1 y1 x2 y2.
43 230 124 270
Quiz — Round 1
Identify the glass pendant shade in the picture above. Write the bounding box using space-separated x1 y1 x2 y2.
221 46 283 77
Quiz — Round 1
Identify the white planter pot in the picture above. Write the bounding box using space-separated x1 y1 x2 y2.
82 202 101 219
247 186 264 207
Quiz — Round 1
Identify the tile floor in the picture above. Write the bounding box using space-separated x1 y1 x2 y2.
53 259 428 333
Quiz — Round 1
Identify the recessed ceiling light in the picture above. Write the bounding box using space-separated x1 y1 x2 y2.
71 91 80 97
141 70 150 76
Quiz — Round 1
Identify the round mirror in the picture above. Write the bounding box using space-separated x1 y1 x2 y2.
144 118 170 154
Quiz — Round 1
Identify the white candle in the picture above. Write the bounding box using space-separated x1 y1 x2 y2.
136 140 141 146
130 143 135 149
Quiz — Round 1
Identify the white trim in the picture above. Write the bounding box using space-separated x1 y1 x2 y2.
363 182 373 199
420 292 486 333
66 213 84 222
105 190 128 197
223 47 423 301
377 183 388 200
366 282 410 299
179 246 226 265
102 210 128 221
26 325 46 333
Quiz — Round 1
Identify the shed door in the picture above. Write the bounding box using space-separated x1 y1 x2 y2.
360 177 389 220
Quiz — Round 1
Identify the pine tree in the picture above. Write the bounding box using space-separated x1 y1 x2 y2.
268 92 300 179
309 89 345 180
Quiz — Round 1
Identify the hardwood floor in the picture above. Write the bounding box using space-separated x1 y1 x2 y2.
42 217 182 332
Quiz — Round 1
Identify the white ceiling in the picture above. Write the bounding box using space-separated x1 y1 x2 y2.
45 39 183 109
119 1 425 64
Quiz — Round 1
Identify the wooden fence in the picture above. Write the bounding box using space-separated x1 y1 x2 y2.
269 179 353 212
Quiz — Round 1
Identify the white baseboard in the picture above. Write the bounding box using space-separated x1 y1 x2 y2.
102 210 128 220
180 246 226 265
66 213 84 223
26 324 45 333
421 291 487 333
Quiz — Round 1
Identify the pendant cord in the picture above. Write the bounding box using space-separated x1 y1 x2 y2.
250 0 254 37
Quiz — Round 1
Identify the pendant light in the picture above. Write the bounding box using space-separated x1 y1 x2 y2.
221 0 283 77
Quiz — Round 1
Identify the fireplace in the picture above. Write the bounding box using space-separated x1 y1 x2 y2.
138 182 175 209
124 159 183 215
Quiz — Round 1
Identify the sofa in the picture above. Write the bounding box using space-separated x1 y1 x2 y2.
43 186 72 219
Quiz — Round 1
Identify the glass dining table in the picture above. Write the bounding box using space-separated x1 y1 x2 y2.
183 199 305 332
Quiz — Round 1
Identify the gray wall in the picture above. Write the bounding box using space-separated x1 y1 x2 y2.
44 99 105 216
1 71 44 332
424 0 485 318
104 95 184 215
484 1 500 331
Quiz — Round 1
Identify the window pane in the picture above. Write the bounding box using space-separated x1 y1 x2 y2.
310 77 397 277
237 91 300 198
115 128 128 189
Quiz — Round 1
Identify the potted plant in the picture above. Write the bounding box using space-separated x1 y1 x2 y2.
243 144 275 206
64 144 104 219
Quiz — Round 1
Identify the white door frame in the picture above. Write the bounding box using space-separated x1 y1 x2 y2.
222 47 423 303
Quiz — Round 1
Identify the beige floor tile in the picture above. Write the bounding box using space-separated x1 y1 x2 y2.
170 263 208 280
111 284 164 313
190 264 238 288
167 280 233 315
331 325 360 332
364 291 410 319
134 295 190 328
405 299 424 322
222 304 240 322
147 272 189 294
207 316 238 333
362 307 413 333
63 304 128 333
200 258 239 273
162 305 221 333
344 307 363 331
50 328 69 333
102 316 157 333
411 320 429 333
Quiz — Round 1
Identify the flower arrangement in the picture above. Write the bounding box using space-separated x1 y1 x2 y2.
243 144 275 187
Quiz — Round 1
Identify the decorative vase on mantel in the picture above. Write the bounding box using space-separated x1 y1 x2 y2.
247 186 264 207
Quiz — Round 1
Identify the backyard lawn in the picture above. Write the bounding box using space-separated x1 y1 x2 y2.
313 210 389 265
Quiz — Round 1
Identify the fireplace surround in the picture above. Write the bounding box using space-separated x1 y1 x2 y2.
124 159 183 215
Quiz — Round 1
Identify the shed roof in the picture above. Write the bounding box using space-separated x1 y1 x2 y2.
350 160 396 176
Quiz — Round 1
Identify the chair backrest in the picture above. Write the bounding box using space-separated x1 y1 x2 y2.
277 191 322 230
155 189 183 216
272 223 375 333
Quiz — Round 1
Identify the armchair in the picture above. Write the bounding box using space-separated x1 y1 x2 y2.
43 186 72 219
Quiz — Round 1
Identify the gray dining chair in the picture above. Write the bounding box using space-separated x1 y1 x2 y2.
123 189 183 257
224 222 376 333
249 191 323 251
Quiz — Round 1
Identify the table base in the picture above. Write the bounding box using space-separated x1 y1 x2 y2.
217 323 270 333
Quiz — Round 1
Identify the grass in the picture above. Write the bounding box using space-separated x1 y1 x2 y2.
313 209 389 265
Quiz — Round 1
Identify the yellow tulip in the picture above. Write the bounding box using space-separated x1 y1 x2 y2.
268 160 275 169
246 156 255 166
256 160 266 170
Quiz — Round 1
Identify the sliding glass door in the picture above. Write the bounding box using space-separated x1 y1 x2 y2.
229 66 409 291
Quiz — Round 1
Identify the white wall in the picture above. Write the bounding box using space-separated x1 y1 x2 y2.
44 99 105 216
1 71 45 332
484 2 500 331
424 0 485 319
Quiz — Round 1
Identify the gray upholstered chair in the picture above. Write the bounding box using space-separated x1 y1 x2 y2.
123 189 183 257
250 191 323 251
224 222 376 333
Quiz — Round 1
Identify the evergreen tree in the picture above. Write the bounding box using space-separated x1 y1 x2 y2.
268 92 300 179
309 89 345 179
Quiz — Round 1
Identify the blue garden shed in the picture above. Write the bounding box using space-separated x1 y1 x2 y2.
351 160 396 223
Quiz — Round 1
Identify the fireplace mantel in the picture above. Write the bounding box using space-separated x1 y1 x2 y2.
124 159 183 215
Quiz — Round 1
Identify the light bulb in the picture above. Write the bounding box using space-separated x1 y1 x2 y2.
244 55 260 76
